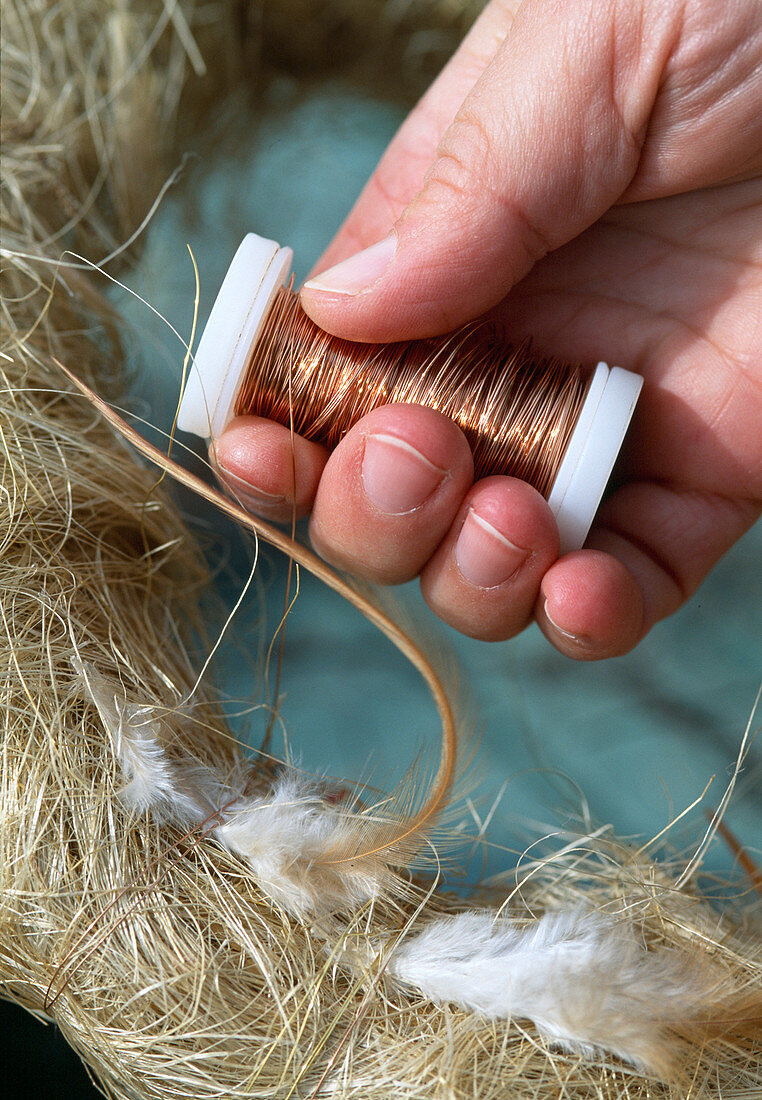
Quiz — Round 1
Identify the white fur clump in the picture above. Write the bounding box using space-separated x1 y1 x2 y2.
215 774 395 914
79 663 393 916
387 908 708 1077
78 662 211 824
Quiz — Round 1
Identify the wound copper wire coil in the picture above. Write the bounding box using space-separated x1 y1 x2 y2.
234 280 591 497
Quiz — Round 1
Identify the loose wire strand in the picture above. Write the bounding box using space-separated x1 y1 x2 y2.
235 282 591 496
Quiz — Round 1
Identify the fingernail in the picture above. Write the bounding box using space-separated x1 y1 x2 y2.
216 463 287 513
543 599 585 643
361 433 446 514
455 510 528 588
302 233 397 295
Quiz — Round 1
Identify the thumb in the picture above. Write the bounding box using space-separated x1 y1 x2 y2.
301 0 673 342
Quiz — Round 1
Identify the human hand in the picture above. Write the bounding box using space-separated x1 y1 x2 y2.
215 0 762 658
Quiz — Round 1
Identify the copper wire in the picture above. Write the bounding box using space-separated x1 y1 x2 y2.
235 281 591 497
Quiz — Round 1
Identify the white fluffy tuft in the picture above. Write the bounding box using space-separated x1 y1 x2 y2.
387 908 711 1076
215 772 394 914
80 664 393 916
78 662 207 823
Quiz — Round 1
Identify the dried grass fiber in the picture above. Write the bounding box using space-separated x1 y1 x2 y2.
1 2 761 1097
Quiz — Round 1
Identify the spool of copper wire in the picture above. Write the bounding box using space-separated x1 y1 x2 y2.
178 234 643 552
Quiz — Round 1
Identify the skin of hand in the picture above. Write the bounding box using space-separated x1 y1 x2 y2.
214 0 762 659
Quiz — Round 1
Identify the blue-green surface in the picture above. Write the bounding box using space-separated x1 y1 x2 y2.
115 79 761 887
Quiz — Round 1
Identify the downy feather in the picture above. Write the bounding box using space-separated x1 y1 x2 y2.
80 664 408 915
77 661 208 824
387 908 723 1078
215 772 401 914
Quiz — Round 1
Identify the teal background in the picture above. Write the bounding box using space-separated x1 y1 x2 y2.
115 77 762 889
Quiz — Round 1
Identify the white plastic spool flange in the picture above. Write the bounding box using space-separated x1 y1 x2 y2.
178 233 643 552
547 362 642 554
177 234 292 439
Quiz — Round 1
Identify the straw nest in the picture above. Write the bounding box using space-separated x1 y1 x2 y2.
1 2 760 1097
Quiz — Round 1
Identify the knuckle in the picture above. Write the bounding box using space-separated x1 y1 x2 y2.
422 110 555 266
427 110 495 204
